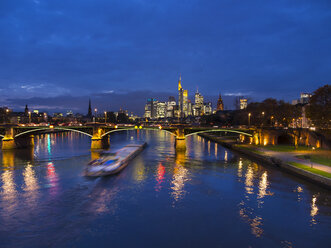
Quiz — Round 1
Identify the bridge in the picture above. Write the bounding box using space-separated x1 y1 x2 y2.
0 124 327 150
0 124 253 150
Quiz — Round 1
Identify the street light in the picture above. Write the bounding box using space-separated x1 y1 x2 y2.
104 111 107 124
28 111 31 124
270 116 274 127
5 108 10 124
248 113 251 127
94 108 97 123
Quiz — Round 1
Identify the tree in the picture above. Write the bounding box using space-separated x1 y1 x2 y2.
306 85 331 128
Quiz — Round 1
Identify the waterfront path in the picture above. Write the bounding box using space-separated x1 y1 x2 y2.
257 149 331 173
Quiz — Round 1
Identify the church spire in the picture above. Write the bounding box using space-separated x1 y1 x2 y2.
88 98 92 118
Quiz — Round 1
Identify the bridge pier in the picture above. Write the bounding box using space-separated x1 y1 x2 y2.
91 136 110 149
91 128 109 149
174 127 186 151
175 137 186 151
2 137 17 150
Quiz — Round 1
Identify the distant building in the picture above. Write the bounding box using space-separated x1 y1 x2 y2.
240 98 248 110
156 102 167 118
24 105 29 116
292 93 312 105
216 94 224 111
300 93 312 104
204 102 212 115
183 89 188 117
66 110 74 117
166 96 176 118
144 98 157 118
194 90 204 116
178 75 184 118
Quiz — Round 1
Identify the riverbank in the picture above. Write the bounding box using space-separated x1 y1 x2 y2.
199 133 331 190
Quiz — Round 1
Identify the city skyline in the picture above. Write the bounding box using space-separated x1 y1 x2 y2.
0 0 329 113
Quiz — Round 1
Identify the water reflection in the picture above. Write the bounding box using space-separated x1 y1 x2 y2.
132 157 146 182
155 163 165 192
214 143 218 158
23 162 40 208
224 150 228 162
171 152 189 203
238 201 264 237
258 171 268 199
310 194 319 225
245 165 254 195
238 159 243 178
46 162 59 196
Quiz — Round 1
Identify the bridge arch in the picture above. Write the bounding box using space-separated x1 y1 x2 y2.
14 127 93 138
184 129 253 138
0 134 4 138
100 127 177 138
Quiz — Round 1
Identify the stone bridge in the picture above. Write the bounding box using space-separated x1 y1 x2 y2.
0 124 253 150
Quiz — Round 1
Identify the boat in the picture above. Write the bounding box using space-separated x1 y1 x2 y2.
85 142 147 176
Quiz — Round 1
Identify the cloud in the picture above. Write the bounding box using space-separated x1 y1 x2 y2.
0 0 329 101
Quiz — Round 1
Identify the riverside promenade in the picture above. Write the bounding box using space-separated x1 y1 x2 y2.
199 133 331 189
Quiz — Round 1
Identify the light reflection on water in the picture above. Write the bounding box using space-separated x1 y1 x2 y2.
0 131 330 247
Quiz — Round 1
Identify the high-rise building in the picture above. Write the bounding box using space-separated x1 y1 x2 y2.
144 98 158 118
156 102 167 118
240 98 248 109
204 102 212 115
216 94 224 111
183 89 188 117
166 96 176 118
178 75 184 118
300 93 312 104
194 90 204 116
187 100 193 116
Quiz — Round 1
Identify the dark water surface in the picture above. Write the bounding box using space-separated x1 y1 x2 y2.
0 131 330 248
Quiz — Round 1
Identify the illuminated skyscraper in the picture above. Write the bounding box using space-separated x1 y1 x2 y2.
166 96 176 118
240 98 248 109
194 90 204 116
144 98 157 118
183 89 188 117
156 102 167 118
178 75 184 118
216 94 224 111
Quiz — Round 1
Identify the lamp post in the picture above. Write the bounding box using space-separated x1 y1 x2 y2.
5 108 9 123
248 113 251 127
261 111 265 127
270 116 274 127
94 108 97 123
104 111 107 124
28 111 31 124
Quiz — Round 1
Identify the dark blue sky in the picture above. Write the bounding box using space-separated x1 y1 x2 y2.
0 0 330 115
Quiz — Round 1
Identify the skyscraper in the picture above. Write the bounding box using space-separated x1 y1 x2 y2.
216 94 224 111
240 98 248 109
178 75 184 118
194 90 204 116
144 98 158 118
183 89 188 117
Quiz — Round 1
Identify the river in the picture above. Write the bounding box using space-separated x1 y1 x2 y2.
0 131 330 248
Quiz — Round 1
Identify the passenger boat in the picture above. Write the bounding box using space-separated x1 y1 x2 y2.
85 142 147 176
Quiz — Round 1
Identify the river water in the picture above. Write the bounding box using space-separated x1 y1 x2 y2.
0 131 330 248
